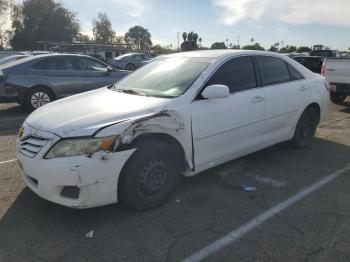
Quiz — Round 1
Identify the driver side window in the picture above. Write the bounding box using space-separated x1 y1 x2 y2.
205 56 257 93
74 57 107 72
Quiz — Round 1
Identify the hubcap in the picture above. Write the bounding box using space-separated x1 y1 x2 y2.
31 92 51 108
138 159 168 196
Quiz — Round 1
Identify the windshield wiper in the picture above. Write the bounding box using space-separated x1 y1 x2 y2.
115 88 147 96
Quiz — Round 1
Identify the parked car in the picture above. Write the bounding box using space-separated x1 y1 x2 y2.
89 54 109 64
0 54 129 111
0 54 31 66
293 56 324 74
16 50 329 210
310 49 341 58
322 58 350 104
111 53 153 71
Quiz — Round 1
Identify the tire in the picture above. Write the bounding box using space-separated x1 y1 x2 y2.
292 107 318 148
125 63 136 71
119 140 181 210
330 92 347 104
24 87 55 112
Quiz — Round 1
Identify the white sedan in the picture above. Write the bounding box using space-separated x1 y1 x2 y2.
16 50 330 210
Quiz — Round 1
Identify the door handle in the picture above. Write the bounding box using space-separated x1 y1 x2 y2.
251 96 264 103
299 85 308 91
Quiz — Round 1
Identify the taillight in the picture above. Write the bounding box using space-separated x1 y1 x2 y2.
321 60 326 76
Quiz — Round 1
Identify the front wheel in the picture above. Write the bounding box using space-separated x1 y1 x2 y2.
330 92 347 104
119 140 180 210
291 107 318 148
125 63 136 71
24 87 54 112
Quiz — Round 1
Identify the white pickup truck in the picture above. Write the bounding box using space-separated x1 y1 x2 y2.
322 58 350 103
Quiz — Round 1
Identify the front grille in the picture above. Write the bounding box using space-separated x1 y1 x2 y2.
19 136 50 158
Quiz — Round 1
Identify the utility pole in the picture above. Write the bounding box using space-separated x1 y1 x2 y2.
177 32 180 51
237 35 240 48
281 40 284 49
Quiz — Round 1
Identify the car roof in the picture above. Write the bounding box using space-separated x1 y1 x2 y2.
294 56 324 59
0 53 99 69
165 50 292 59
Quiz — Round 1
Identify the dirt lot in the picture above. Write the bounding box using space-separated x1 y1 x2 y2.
0 100 349 262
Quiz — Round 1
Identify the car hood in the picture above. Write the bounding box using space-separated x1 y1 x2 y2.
25 87 171 137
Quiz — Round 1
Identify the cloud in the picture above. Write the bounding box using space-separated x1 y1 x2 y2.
212 0 350 27
107 0 148 18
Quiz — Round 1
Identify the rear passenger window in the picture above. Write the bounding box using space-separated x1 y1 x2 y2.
287 65 303 80
256 56 290 86
31 57 74 71
205 56 257 93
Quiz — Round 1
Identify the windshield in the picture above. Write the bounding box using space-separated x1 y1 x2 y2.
112 57 210 98
114 54 133 61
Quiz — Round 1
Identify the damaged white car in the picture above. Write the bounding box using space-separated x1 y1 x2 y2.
16 50 329 210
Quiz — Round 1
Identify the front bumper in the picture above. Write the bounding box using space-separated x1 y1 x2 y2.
16 124 135 208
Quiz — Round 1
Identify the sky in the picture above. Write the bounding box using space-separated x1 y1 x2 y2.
43 0 350 50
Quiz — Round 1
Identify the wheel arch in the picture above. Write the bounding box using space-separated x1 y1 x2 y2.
125 132 189 172
23 84 56 103
305 102 321 125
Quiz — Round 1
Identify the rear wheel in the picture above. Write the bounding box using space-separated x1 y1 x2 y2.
24 87 54 112
125 63 136 71
292 107 318 148
330 92 347 104
119 140 180 210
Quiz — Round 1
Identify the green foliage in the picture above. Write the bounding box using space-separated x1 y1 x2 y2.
210 42 227 49
297 46 312 53
181 31 200 51
152 44 173 54
10 0 79 50
75 33 91 43
125 26 152 50
242 43 265 51
92 12 116 44
279 45 297 53
0 0 11 48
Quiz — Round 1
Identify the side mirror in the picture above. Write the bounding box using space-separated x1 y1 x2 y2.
202 84 230 99
107 66 115 72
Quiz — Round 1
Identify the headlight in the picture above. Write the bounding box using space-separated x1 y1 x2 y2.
45 136 118 159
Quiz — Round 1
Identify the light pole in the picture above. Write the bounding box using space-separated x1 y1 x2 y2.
177 32 180 51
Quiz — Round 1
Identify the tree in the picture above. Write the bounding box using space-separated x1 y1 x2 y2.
124 26 152 50
210 42 227 49
269 42 280 52
198 37 202 47
10 0 79 50
231 44 240 49
0 0 11 48
181 31 200 51
115 36 125 44
242 43 265 51
269 45 278 52
153 44 173 54
92 12 116 44
280 45 297 53
297 46 312 53
75 33 91 43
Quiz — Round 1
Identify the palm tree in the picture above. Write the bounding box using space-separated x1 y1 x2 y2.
182 32 187 42
193 33 198 44
198 38 202 47
250 37 255 44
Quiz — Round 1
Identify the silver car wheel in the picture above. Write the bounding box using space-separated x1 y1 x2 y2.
30 91 51 108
